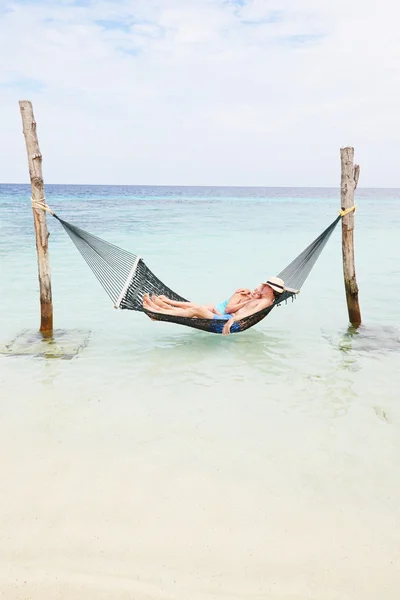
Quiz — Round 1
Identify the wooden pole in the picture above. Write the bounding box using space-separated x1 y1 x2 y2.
340 146 361 327
19 100 53 336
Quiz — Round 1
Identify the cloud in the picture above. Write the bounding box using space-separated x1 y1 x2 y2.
1 0 400 186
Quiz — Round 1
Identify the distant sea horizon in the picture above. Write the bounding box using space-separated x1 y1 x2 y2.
2 182 400 189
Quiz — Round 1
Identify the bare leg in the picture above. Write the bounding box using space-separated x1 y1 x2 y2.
143 294 214 319
203 303 219 313
156 296 219 313
151 295 201 311
157 295 197 309
150 295 177 309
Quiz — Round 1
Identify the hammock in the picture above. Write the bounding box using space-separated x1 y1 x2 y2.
50 210 345 334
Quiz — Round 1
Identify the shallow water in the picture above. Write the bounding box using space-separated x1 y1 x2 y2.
1 184 400 599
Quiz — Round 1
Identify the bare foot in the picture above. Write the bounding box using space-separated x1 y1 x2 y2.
142 293 150 307
151 295 170 309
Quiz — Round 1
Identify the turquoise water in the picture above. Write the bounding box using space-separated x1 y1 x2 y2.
1 184 400 599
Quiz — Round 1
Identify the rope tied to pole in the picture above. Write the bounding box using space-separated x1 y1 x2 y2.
339 205 356 217
31 197 54 215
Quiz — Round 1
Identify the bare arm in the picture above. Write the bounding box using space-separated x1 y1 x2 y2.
222 297 273 335
225 288 252 314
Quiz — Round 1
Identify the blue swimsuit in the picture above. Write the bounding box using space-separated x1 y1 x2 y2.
213 299 233 320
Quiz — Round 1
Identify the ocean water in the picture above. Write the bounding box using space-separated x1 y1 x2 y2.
1 184 400 599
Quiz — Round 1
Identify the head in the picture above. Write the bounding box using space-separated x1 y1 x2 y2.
254 277 285 300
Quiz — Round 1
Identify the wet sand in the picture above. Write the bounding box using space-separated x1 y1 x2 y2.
1 365 399 600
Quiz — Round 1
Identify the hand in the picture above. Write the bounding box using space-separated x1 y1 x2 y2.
222 318 235 336
236 288 251 297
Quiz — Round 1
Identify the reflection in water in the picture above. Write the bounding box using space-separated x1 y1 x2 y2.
138 326 298 383
320 324 400 421
1 328 91 359
323 324 400 356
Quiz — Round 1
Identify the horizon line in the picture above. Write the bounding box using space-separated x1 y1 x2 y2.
1 182 400 190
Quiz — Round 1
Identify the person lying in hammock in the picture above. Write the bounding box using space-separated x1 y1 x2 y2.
142 277 285 335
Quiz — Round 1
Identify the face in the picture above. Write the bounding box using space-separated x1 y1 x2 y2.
252 283 272 298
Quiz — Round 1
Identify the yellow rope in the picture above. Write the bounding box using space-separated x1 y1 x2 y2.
339 205 356 217
31 197 54 215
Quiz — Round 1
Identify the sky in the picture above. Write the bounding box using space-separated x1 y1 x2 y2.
0 0 399 186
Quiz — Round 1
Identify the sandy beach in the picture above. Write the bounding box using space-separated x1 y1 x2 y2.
1 366 400 600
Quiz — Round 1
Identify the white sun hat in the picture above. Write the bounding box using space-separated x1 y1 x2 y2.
264 277 285 294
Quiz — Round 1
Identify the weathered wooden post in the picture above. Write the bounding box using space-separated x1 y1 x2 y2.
340 146 361 327
19 100 53 336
